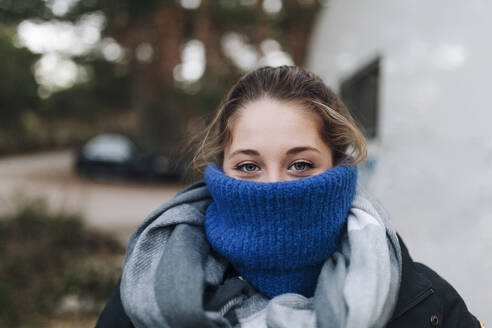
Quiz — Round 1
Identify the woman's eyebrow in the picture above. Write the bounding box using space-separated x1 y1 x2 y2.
287 146 321 155
229 149 260 157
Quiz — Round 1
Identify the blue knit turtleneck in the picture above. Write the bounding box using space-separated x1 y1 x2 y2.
204 163 357 298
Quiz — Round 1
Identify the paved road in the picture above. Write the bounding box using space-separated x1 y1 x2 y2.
0 149 185 241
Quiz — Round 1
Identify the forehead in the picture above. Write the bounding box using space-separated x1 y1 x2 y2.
228 97 324 148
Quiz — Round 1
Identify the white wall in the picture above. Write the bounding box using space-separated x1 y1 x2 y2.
308 0 492 321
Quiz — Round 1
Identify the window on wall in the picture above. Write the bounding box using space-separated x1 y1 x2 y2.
340 58 380 140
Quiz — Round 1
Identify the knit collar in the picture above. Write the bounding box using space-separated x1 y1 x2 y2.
204 163 358 298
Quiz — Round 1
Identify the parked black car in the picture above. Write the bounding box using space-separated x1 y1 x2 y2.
75 134 185 182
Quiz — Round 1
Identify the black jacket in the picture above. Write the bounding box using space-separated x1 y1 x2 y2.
96 236 479 327
386 237 478 327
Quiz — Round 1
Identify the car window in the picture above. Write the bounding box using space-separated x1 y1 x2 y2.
82 134 136 163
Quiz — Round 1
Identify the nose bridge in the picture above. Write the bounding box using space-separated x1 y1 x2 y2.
265 165 283 183
262 153 285 182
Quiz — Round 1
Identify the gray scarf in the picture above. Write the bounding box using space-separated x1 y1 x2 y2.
120 181 402 328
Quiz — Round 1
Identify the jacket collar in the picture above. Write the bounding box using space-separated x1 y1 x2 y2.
389 235 434 321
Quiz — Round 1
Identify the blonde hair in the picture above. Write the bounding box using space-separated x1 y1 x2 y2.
191 66 367 171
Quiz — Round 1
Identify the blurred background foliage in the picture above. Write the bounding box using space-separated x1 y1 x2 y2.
0 0 325 156
0 195 124 327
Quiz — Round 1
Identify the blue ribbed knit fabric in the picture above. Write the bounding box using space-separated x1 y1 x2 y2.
204 163 357 298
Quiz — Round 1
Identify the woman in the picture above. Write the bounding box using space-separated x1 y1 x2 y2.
97 66 480 327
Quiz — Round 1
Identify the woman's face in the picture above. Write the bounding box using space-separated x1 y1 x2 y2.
223 97 333 182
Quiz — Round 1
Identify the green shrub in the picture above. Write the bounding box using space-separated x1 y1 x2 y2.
0 196 124 327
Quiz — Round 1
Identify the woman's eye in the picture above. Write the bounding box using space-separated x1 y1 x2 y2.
289 161 313 171
236 163 259 172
